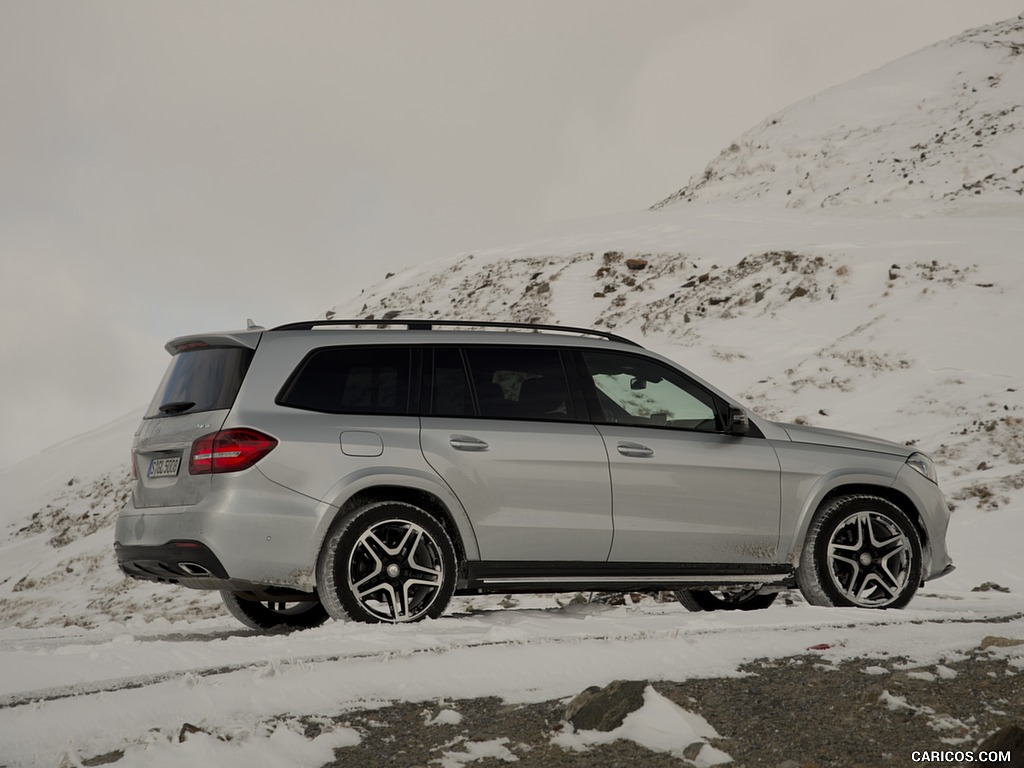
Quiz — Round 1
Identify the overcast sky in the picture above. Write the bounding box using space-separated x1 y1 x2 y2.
1 1 1020 469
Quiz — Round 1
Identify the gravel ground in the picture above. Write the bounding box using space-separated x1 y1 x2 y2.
320 641 1024 768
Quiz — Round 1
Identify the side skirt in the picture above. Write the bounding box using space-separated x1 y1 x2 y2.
460 561 795 595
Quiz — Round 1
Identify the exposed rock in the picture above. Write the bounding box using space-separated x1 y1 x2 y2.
682 741 706 760
972 582 1011 593
980 635 1024 650
977 725 1024 766
80 749 125 767
626 258 649 270
565 679 648 732
178 722 209 742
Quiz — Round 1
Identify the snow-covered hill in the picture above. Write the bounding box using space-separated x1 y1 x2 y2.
2 14 1024 767
653 14 1024 212
329 208 1024 542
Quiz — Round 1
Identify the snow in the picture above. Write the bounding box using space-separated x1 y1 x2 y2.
653 14 1024 212
2 592 1022 765
428 708 465 726
554 685 730 766
113 721 361 768
3 13 1024 768
435 737 519 767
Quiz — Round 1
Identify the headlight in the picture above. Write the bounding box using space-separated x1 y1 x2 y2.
906 452 938 484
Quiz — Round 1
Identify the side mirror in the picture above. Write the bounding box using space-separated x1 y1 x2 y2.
725 406 749 436
630 377 647 390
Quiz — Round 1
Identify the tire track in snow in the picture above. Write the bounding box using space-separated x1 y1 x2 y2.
2 608 1020 711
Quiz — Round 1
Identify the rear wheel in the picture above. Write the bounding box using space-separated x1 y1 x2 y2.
674 589 778 612
317 501 457 624
220 590 329 631
798 494 922 609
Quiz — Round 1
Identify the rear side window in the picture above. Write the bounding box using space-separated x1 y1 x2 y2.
430 347 474 417
277 346 413 415
145 346 254 419
462 346 575 421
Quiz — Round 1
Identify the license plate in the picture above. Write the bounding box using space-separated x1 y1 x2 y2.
148 457 181 479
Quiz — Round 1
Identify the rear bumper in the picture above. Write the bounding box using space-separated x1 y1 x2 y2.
115 467 324 591
113 540 318 596
114 540 229 585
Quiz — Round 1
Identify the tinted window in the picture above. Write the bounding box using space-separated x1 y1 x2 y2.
145 346 254 419
463 347 574 421
430 347 474 417
581 350 719 432
277 346 412 415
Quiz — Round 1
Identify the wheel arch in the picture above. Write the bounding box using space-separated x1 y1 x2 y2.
313 481 476 590
819 484 927 547
341 485 469 560
786 480 928 566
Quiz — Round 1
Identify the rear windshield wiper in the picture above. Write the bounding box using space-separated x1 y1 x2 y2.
158 401 196 416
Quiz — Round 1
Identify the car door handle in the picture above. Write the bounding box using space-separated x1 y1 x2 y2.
617 441 654 458
450 435 489 452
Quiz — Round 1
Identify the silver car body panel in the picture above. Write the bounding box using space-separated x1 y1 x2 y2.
776 422 912 456
130 410 227 509
114 465 323 590
596 424 782 563
420 417 612 561
116 323 954 597
163 329 262 354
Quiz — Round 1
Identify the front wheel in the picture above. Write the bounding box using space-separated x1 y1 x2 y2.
220 590 329 632
797 494 922 609
317 501 458 624
674 589 778 612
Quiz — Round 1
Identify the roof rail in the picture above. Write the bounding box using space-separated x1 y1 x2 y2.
271 318 642 347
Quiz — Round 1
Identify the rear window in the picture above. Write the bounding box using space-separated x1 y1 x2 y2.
145 346 255 419
277 346 413 415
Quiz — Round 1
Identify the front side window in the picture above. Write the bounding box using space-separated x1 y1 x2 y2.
581 350 719 432
462 346 575 422
277 346 412 415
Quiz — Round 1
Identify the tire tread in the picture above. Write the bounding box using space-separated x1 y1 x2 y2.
797 494 921 609
316 500 457 624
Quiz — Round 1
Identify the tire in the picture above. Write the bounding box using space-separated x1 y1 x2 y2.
316 501 458 624
220 590 330 632
673 589 778 612
797 494 922 609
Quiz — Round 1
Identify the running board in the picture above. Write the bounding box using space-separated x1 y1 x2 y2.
461 561 794 595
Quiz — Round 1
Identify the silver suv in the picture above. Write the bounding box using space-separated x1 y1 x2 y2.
115 319 954 630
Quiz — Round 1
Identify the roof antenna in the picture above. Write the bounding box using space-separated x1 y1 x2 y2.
246 318 259 330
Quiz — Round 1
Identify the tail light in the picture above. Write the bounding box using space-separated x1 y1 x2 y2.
189 429 278 474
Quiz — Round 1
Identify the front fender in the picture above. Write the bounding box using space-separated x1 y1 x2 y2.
774 440 907 564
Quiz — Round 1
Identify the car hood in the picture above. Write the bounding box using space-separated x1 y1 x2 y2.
773 422 912 457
